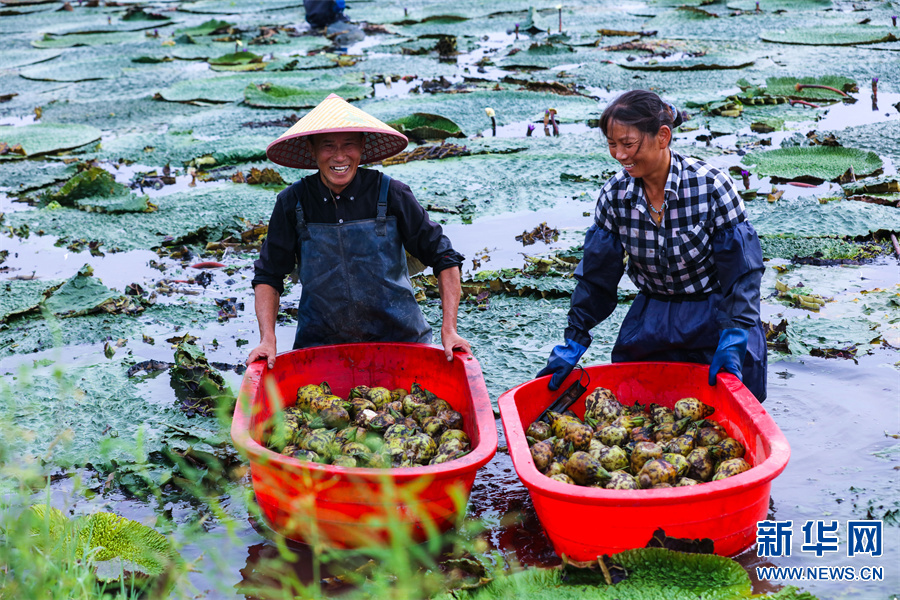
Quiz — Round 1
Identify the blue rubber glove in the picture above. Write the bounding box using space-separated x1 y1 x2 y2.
537 340 587 391
708 327 749 386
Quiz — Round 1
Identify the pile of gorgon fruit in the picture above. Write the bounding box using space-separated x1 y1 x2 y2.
527 390 750 489
265 382 471 468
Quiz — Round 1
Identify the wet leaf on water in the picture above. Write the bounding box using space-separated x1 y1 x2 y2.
388 113 466 140
765 75 856 101
742 146 883 182
760 25 897 46
243 80 370 108
32 31 146 49
0 123 101 160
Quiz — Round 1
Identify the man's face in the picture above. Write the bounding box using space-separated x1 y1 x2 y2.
309 131 363 194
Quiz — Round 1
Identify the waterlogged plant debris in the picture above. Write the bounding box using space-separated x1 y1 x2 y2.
0 278 63 322
742 146 882 182
26 506 183 585
0 123 101 159
172 340 233 416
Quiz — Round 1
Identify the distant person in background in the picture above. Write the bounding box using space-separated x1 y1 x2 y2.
537 89 767 402
304 0 348 30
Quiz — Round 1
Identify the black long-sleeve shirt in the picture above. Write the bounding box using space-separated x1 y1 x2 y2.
252 168 464 295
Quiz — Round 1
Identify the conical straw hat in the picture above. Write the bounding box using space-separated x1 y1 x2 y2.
266 93 408 169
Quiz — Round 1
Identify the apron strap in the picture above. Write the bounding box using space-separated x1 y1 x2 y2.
375 173 391 236
294 179 311 241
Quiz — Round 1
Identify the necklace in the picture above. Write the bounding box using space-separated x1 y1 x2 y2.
648 200 666 215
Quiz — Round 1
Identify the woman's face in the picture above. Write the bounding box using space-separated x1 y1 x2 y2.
605 120 671 180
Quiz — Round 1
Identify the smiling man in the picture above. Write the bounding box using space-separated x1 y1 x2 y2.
248 94 470 367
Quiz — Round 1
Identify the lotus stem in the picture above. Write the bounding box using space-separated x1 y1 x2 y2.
755 1 760 12
558 5 563 33
527 123 535 137
515 23 520 40
872 77 878 97
892 16 897 27
794 83 849 98
549 108 559 136
384 75 392 88
404 7 408 17
790 99 820 109
786 182 817 188
741 170 750 189
485 107 496 136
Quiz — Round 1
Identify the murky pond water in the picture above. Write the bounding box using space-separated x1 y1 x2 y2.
2 1 899 598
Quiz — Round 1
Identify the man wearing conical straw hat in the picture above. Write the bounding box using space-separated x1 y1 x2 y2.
247 93 471 367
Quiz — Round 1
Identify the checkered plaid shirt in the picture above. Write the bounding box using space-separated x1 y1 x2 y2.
594 150 746 296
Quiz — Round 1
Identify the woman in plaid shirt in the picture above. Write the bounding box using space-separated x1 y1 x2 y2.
538 90 767 402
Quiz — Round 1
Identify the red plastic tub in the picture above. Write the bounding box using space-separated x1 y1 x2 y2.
498 362 790 559
231 343 497 548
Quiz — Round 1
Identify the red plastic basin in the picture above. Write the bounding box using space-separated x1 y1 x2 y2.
231 343 497 548
498 362 790 559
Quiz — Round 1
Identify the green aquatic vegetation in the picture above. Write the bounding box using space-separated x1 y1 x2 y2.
436 548 759 600
32 31 146 49
0 48 61 69
0 278 63 323
40 264 141 319
19 55 132 82
0 160 78 194
834 119 900 165
617 54 754 71
5 183 274 252
243 80 371 108
741 146 882 182
157 70 364 104
174 18 234 36
759 236 887 261
171 340 234 417
48 167 150 214
841 175 900 196
761 25 897 46
388 113 465 140
0 123 102 160
727 0 830 9
747 196 899 238
765 75 856 101
208 51 264 66
25 506 183 585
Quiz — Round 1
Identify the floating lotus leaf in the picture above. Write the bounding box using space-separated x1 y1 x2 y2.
841 175 900 196
19 55 130 81
174 18 234 36
157 71 362 104
0 278 62 323
208 51 264 66
765 75 855 100
0 123 102 159
32 31 146 49
5 183 274 252
747 197 899 237
49 166 151 214
0 160 78 193
834 119 900 165
39 264 128 318
0 48 60 69
387 113 465 140
243 81 371 108
742 146 882 181
759 235 886 261
618 55 754 71
177 0 304 14
760 25 897 46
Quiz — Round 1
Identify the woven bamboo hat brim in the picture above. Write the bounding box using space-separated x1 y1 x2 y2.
266 93 408 169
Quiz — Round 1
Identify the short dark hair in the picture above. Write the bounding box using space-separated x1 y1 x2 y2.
599 90 683 142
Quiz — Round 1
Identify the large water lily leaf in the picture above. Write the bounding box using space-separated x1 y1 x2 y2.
764 75 855 101
0 123 102 159
0 48 61 69
5 183 274 252
759 236 887 261
727 0 831 9
387 113 465 140
741 146 883 181
156 70 364 104
833 119 900 165
617 54 754 71
747 197 899 237
176 0 304 14
0 160 78 194
32 31 147 49
0 278 63 323
19 55 131 81
243 80 371 108
760 25 897 45
39 265 131 318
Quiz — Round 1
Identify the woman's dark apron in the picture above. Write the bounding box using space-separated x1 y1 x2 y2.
610 292 768 402
291 173 432 349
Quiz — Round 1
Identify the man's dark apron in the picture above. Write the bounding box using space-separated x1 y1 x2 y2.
292 173 432 349
610 292 768 402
